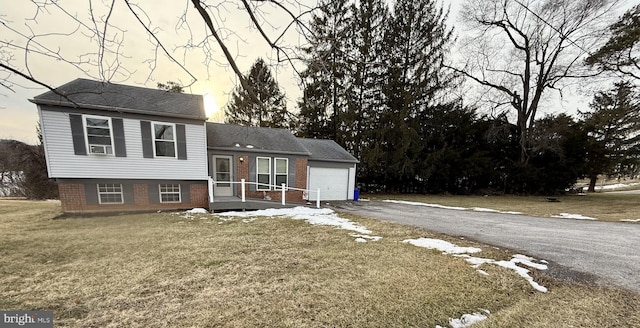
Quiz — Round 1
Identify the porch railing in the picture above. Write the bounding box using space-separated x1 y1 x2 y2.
208 177 321 209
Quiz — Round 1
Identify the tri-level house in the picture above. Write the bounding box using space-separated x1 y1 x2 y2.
32 79 357 213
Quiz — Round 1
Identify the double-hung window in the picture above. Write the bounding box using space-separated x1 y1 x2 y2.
159 184 181 203
85 116 113 155
274 158 288 189
257 157 271 190
153 123 176 157
97 184 123 204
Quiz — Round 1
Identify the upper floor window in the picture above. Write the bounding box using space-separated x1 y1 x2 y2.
275 158 288 189
257 157 271 190
153 123 176 157
84 116 113 155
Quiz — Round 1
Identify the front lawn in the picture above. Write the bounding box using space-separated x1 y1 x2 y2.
0 200 638 327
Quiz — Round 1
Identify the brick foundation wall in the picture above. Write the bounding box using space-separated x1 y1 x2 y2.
58 181 209 213
58 183 86 212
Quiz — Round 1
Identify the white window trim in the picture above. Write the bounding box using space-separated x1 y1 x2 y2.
97 183 124 204
256 157 271 190
274 158 288 189
152 122 177 158
159 183 182 203
83 115 114 156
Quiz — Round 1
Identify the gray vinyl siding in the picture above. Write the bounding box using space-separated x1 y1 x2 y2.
40 110 208 180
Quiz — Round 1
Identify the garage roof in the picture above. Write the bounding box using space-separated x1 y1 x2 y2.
297 138 359 163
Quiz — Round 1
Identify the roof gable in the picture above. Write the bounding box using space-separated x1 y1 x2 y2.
32 78 206 121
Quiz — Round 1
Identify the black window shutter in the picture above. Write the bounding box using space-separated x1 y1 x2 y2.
248 156 256 191
140 121 153 158
69 114 87 155
112 118 127 157
85 183 98 205
148 183 159 203
181 183 190 203
176 124 187 160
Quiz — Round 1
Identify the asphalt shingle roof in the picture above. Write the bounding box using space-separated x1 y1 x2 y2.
297 138 358 163
31 78 206 120
206 123 311 155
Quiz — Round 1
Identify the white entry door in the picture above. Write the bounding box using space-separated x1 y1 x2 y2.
213 156 233 196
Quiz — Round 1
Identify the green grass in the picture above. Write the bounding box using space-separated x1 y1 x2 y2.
0 200 639 327
370 193 640 222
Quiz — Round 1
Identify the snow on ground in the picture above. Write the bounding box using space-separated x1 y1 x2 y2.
621 219 640 223
594 182 640 191
384 200 523 215
215 207 382 241
403 238 482 254
386 199 606 221
551 213 597 220
436 310 490 328
404 238 549 293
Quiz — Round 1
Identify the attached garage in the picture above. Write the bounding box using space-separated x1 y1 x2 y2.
297 138 358 201
307 166 355 201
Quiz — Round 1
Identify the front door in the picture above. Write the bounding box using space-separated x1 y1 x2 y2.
213 156 233 196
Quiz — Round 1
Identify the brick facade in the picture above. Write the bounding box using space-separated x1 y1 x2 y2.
58 181 209 212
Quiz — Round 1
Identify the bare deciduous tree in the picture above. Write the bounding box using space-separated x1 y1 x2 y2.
0 0 315 102
449 0 621 164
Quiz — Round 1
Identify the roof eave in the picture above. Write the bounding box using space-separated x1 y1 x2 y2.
208 146 311 157
308 157 359 164
31 98 207 121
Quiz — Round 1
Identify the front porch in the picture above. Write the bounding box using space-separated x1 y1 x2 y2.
209 196 299 211
208 178 320 212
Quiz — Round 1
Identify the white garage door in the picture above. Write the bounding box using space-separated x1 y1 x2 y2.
308 167 349 201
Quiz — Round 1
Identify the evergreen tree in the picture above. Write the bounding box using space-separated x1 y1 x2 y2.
581 81 640 191
365 0 455 191
297 0 352 140
225 58 290 128
345 0 388 160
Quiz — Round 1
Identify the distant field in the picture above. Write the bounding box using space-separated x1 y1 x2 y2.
1 200 638 327
368 193 640 222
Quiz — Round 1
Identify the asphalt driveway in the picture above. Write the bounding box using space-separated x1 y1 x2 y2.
334 200 640 292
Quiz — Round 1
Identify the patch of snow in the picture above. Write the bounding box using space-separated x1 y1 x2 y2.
384 200 467 211
621 219 640 223
384 200 522 214
354 238 368 243
218 206 373 234
594 182 640 191
436 311 489 328
187 208 209 214
552 213 597 220
349 233 383 242
406 238 548 293
477 269 489 276
494 260 548 293
403 238 482 254
449 312 489 328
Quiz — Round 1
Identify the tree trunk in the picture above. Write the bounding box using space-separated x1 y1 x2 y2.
588 175 598 193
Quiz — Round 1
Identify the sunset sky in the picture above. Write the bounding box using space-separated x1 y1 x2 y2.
0 1 629 145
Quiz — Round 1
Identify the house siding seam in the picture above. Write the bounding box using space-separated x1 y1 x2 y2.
57 180 207 212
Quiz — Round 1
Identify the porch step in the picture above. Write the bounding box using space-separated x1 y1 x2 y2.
209 197 299 212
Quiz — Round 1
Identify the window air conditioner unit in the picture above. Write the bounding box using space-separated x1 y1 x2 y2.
90 145 111 155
